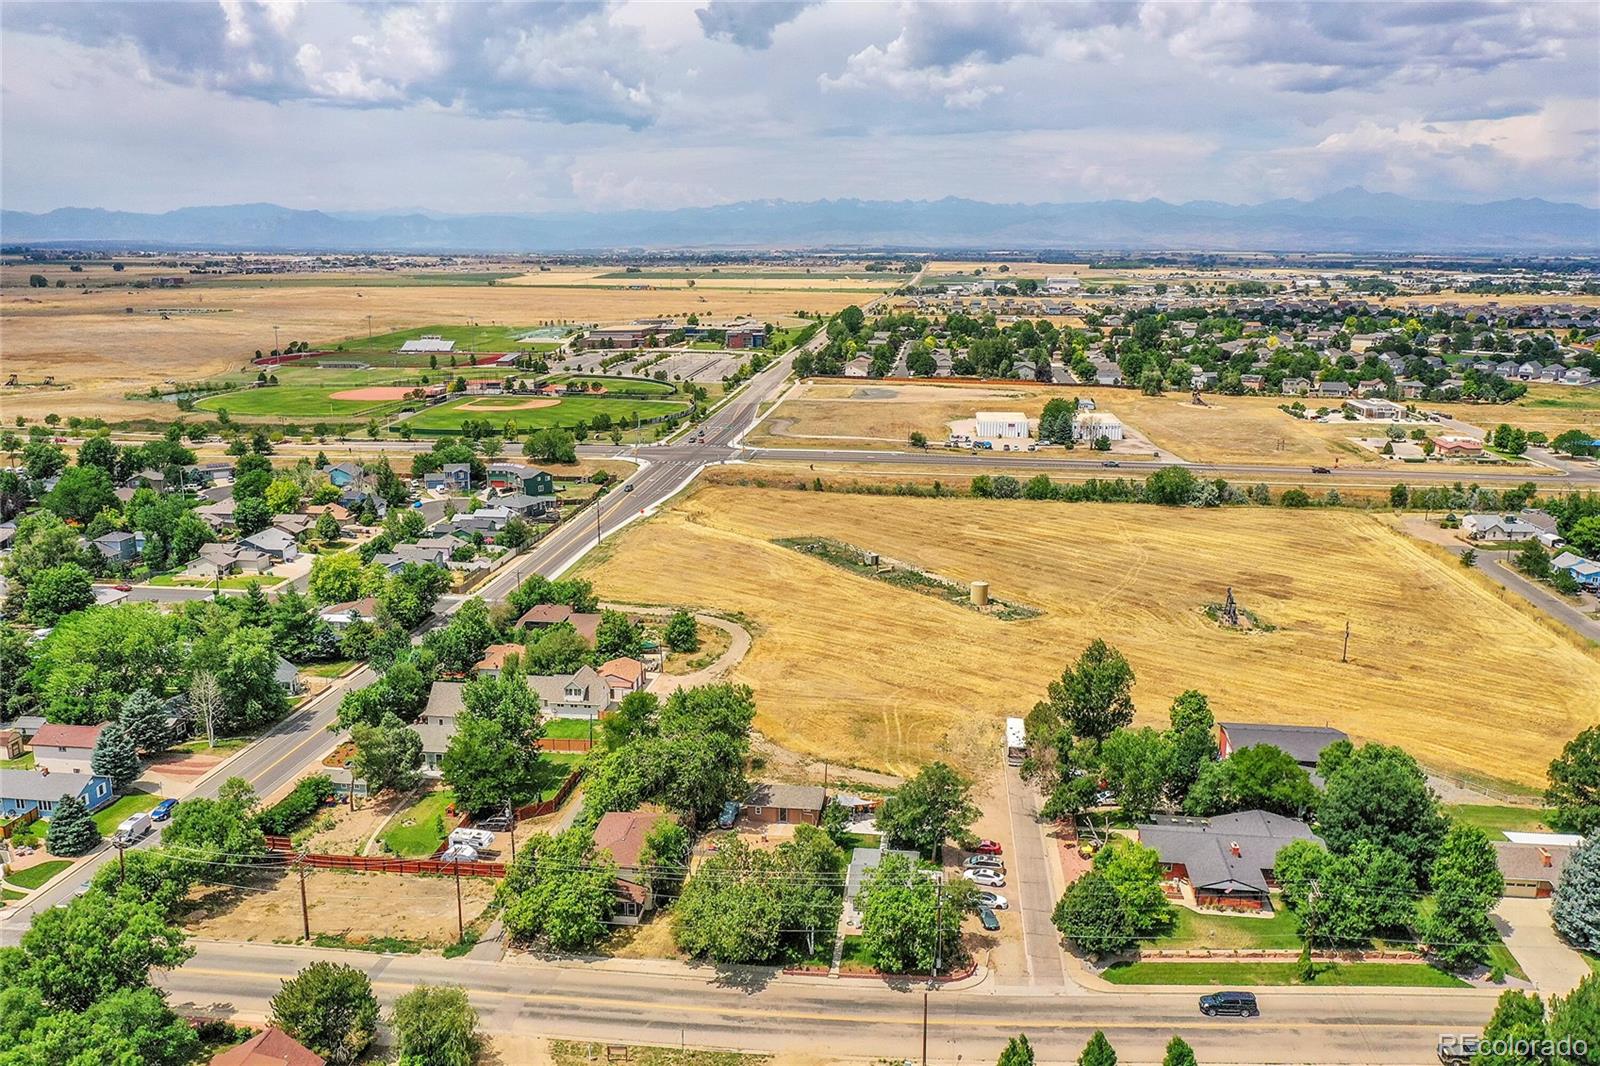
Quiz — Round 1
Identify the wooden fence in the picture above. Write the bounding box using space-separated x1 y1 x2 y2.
515 766 585 819
0 809 40 840
263 836 505 879
538 737 593 753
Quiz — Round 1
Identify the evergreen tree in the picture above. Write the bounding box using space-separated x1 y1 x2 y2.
1079 1031 1118 1066
91 722 141 789
46 793 102 855
997 1034 1035 1066
1553 836 1600 952
118 688 169 757
238 581 272 628
1162 1036 1198 1066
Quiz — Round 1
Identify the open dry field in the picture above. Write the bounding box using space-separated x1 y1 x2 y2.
756 380 1549 471
0 272 848 422
502 265 899 293
579 484 1600 785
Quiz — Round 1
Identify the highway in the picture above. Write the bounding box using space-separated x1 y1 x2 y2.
157 939 1496 1063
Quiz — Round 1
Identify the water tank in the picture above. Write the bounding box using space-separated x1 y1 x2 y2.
862 551 879 566
971 580 990 606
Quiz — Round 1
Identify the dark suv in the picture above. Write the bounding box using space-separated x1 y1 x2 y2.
1199 991 1259 1017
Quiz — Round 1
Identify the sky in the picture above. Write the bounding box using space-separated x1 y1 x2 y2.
2 0 1597 214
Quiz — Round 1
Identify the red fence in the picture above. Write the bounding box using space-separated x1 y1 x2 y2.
538 737 593 753
263 836 506 879
515 767 585 820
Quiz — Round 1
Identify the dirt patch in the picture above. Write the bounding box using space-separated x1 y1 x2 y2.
182 868 494 947
458 397 562 411
327 385 417 401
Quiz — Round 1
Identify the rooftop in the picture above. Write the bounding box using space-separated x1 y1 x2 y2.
1137 810 1322 895
1218 722 1348 766
30 722 108 750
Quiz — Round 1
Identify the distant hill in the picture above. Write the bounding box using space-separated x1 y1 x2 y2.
4 190 1596 253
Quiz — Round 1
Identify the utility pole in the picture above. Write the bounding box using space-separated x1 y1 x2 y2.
930 879 944 990
115 839 127 886
297 858 311 941
921 990 929 1066
453 856 465 941
1341 619 1351 663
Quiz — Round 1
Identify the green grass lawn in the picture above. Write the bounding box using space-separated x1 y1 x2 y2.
301 660 356 678
320 323 541 353
196 386 412 420
543 718 598 741
1486 941 1530 982
1102 961 1468 988
92 792 163 836
381 788 456 858
148 574 272 590
550 374 678 397
170 737 251 754
5 859 74 891
1582 953 1600 976
398 394 686 434
1149 905 1304 951
532 753 586 796
1 751 35 770
1444 804 1554 839
837 831 882 850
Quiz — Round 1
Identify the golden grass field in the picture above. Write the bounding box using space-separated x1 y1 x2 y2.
754 380 1573 471
581 484 1600 785
502 265 899 293
0 267 859 421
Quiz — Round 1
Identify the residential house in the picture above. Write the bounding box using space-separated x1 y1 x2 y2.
1398 380 1426 399
412 681 465 771
529 666 608 718
490 492 556 518
1137 810 1322 910
273 514 313 538
29 723 108 775
1551 551 1600 590
1216 722 1348 772
516 603 602 644
1433 435 1484 457
473 643 527 678
1561 367 1594 386
326 462 363 488
196 497 237 531
593 809 678 923
451 506 512 535
91 530 145 564
1281 377 1311 396
597 657 647 703
210 1026 326 1066
124 469 169 493
187 542 273 579
1239 374 1265 392
844 846 925 926
424 463 474 494
185 461 235 486
273 656 304 695
1494 839 1575 898
1356 379 1388 398
487 462 555 497
743 782 827 826
1 769 115 818
240 527 299 563
1313 380 1352 399
304 502 352 525
318 597 378 629
3 715 46 740
1461 511 1559 541
842 355 873 378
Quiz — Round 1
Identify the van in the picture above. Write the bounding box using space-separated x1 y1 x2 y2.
112 811 153 846
448 827 495 850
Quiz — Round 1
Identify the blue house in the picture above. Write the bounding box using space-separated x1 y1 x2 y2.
1 769 115 818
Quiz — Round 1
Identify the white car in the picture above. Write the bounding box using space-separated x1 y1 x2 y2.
975 891 1009 910
963 854 1004 871
963 868 1005 887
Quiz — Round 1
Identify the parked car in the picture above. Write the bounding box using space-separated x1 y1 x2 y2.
975 890 1009 910
1101 460 1120 467
963 869 1005 887
717 801 741 829
113 583 133 592
1311 465 1332 474
1437 1036 1479 1064
978 906 1001 931
973 839 1003 855
151 799 178 822
112 811 153 846
963 855 1003 870
1198 991 1259 1018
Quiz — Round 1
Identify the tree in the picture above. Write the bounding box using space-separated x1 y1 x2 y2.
188 669 224 748
41 465 117 524
664 609 700 653
268 962 379 1066
1051 870 1136 958
1079 1030 1118 1066
877 761 979 855
1553 836 1600 952
1547 725 1600 835
1099 727 1171 822
636 817 691 900
44 793 101 855
308 551 371 606
1185 743 1318 818
1144 466 1198 506
594 608 644 659
1475 989 1548 1066
500 828 619 952
1163 1037 1197 1066
90 721 140 789
389 984 480 1066
1034 639 1136 742
601 689 659 749
1420 823 1504 971
351 711 423 794
1317 743 1447 883
1515 540 1552 581
314 510 341 543
378 562 450 630
160 776 266 872
672 829 842 963
1092 837 1175 934
3 891 192 1012
272 586 334 663
998 1034 1036 1066
234 495 272 536
25 563 94 625
444 669 546 815
264 477 302 515
1548 974 1600 1063
0 984 201 1065
1274 840 1415 946
1165 690 1217 804
857 852 963 974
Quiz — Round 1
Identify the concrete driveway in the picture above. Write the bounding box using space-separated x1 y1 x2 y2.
1494 897 1591 997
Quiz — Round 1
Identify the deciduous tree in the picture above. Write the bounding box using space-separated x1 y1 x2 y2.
500 828 619 952
1034 640 1136 742
1547 725 1600 835
1317 743 1446 884
877 761 979 856
268 962 379 1066
389 984 480 1066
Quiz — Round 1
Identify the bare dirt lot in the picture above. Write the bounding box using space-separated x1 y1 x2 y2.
578 484 1600 786
182 868 495 947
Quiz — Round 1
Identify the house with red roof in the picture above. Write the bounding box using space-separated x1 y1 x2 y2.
593 808 677 924
210 1027 325 1066
597 657 647 703
29 723 107 776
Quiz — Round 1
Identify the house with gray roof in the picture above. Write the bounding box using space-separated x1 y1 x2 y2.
1 768 115 818
1493 841 1573 898
1137 810 1322 910
844 846 927 927
1217 722 1348 770
528 666 608 718
241 527 299 562
412 681 466 771
743 782 827 826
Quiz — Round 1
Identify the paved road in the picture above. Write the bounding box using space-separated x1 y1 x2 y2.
157 939 1497 1064
1002 760 1067 989
741 446 1600 486
1460 552 1600 643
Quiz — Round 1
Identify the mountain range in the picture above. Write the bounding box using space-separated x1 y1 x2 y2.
4 189 1596 254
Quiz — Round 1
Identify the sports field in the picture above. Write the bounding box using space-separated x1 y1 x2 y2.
550 375 678 396
399 394 687 434
579 485 1600 783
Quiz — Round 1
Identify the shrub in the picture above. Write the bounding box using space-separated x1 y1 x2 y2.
256 775 336 835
